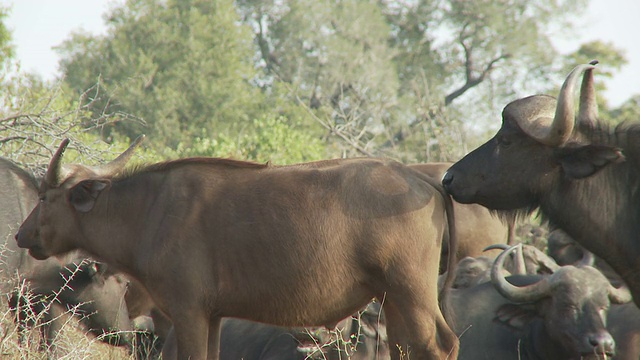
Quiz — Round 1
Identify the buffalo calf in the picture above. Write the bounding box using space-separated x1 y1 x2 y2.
16 139 459 360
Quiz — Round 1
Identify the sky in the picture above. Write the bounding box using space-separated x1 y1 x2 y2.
3 0 640 108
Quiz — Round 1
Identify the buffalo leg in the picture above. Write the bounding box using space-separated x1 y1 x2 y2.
42 302 65 358
160 326 177 360
206 317 221 360
171 310 210 360
381 303 410 360
384 297 458 360
381 254 459 360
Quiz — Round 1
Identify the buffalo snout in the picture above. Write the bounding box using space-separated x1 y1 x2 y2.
14 226 34 249
441 170 474 204
442 171 460 198
584 330 616 357
15 220 48 260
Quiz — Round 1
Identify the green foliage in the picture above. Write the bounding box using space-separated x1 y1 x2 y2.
0 71 154 175
58 0 266 149
609 95 640 124
165 115 326 165
239 0 592 162
239 0 403 158
565 40 627 79
237 115 326 164
6 0 636 168
0 5 14 72
558 40 628 122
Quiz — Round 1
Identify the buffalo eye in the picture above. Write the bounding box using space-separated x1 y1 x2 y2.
564 304 579 320
598 306 608 325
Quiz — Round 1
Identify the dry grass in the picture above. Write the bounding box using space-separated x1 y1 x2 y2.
0 285 381 360
0 297 134 359
0 266 138 360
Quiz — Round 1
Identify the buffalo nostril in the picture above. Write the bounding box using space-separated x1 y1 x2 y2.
442 171 454 187
588 332 615 353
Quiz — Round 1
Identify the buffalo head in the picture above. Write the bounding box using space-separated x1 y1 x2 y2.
442 61 623 211
491 244 631 358
15 136 145 260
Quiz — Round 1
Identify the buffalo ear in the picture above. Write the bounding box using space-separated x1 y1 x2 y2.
494 303 538 332
69 180 110 213
555 145 624 179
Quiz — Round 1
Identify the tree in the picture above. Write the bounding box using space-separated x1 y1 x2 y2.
610 95 640 124
0 6 14 74
0 5 154 175
238 0 404 159
169 115 326 164
57 0 269 151
56 0 626 164
238 0 590 162
382 0 591 157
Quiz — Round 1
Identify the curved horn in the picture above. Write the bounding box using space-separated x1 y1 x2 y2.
491 244 552 303
608 284 633 304
512 243 526 275
90 135 145 177
578 60 599 126
484 243 526 275
516 63 596 146
483 244 509 252
550 63 597 143
43 138 70 188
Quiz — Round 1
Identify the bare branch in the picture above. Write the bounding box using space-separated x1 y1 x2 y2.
445 53 511 106
0 80 144 175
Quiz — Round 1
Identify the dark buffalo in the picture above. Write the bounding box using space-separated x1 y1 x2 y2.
161 321 307 360
230 303 389 360
0 157 39 290
0 157 133 354
546 229 622 286
452 244 631 359
447 243 559 289
409 162 513 272
9 254 132 350
545 229 640 359
442 62 640 306
15 139 460 360
607 302 640 360
160 302 388 360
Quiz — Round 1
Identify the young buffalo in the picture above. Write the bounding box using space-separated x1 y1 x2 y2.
16 140 459 360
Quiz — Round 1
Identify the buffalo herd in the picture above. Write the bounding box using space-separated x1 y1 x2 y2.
1 61 638 359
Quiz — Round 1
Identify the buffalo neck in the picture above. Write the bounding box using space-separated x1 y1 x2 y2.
74 172 166 277
540 160 640 304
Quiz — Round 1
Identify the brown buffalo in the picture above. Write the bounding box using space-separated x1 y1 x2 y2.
0 157 133 354
125 278 388 360
442 61 640 307
409 163 514 272
15 139 459 360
